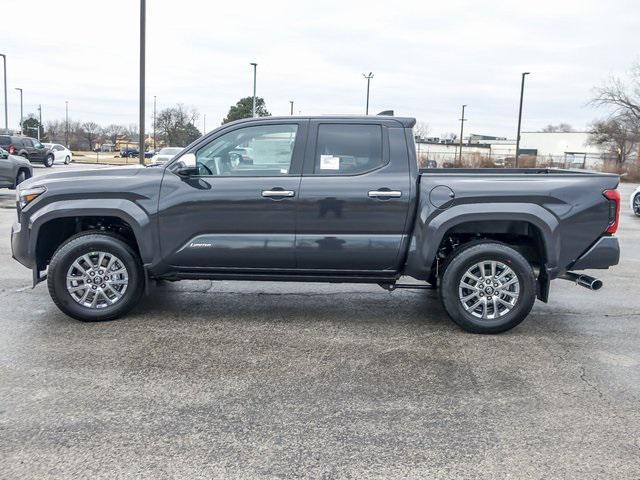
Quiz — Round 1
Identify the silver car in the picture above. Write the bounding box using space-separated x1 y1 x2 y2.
0 147 33 189
150 147 183 164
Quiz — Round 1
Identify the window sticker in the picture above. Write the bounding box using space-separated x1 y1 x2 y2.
320 155 340 170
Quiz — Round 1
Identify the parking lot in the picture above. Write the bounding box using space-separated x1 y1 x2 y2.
1 166 639 479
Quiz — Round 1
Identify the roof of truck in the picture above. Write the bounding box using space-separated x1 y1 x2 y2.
224 115 417 128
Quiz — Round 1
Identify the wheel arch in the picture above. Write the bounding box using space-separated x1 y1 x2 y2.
28 199 158 277
404 203 560 283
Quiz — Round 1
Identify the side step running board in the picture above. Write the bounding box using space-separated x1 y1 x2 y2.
379 282 437 291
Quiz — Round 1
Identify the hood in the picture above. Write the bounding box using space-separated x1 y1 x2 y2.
21 166 148 189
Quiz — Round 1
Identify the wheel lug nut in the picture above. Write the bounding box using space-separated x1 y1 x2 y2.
92 285 97 290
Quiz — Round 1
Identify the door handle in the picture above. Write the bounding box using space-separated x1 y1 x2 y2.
368 190 402 198
262 189 295 198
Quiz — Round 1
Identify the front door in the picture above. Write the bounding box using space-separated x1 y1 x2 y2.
158 121 306 271
0 150 13 187
296 121 412 272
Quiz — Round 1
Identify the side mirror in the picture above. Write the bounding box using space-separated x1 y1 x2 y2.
173 153 197 176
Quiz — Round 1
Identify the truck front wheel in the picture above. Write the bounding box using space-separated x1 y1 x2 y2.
47 232 144 322
440 242 536 334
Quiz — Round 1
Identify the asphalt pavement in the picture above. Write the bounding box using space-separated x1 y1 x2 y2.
0 165 639 479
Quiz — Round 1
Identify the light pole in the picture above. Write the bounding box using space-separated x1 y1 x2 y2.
515 72 530 167
203 114 206 133
153 95 156 151
362 72 374 115
15 88 22 133
250 62 257 117
138 0 146 165
0 54 7 134
65 101 69 147
458 104 467 165
289 100 294 116
37 104 42 141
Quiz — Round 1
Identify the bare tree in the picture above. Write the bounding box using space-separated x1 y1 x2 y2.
542 123 574 132
588 117 639 165
591 63 640 122
103 124 126 145
81 122 102 150
156 104 201 147
414 121 430 140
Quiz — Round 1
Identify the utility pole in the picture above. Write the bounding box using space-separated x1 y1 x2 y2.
203 114 206 133
250 62 257 117
37 104 42 141
138 0 146 165
153 95 156 151
15 88 22 133
362 72 374 115
65 101 69 147
290 100 294 116
458 104 467 165
515 72 530 168
0 54 7 134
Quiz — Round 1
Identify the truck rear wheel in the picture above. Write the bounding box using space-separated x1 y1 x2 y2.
47 232 144 322
439 242 536 334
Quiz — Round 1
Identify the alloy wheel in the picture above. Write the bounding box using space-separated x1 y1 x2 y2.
458 260 520 320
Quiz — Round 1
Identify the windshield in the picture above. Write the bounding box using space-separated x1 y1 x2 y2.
159 148 182 155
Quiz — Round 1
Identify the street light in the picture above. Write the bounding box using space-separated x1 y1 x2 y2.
289 100 294 116
65 101 69 147
458 104 467 165
15 88 22 133
250 62 257 117
362 72 374 115
153 95 156 151
515 72 530 167
138 0 146 165
0 53 7 134
37 104 42 141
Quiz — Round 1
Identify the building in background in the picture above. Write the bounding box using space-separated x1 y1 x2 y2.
416 131 611 169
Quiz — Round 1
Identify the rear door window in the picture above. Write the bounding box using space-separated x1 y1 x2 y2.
314 124 384 175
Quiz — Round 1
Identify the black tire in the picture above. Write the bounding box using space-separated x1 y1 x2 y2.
44 154 54 167
12 170 27 189
47 232 144 322
633 194 640 217
64 155 71 165
440 242 536 334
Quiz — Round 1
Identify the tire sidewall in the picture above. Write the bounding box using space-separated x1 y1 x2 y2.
48 234 143 321
440 243 536 334
634 194 640 217
45 154 54 167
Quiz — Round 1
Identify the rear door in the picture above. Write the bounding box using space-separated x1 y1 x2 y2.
158 120 307 271
296 120 412 272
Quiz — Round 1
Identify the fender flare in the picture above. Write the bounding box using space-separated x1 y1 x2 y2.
27 198 158 266
404 202 561 280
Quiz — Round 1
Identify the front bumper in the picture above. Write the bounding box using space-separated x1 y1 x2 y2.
11 220 34 269
571 236 620 270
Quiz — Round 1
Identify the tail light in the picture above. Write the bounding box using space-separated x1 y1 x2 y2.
8 144 16 154
603 189 620 234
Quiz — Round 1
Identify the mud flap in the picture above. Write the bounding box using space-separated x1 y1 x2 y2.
32 267 47 288
537 267 550 303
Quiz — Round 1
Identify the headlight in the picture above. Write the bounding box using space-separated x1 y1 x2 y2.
17 186 47 209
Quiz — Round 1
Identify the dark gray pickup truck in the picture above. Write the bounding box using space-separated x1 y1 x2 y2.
11 116 621 333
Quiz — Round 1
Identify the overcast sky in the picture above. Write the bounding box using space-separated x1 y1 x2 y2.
1 0 638 137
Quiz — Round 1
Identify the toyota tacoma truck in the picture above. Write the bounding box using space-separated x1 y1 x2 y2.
11 116 621 333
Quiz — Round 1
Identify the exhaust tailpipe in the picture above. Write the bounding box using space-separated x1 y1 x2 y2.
560 272 603 291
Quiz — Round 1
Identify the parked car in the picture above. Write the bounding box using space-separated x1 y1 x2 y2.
0 135 55 167
631 186 640 217
43 143 73 165
150 147 183 164
11 115 621 334
0 147 33 189
119 148 139 158
424 159 437 169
